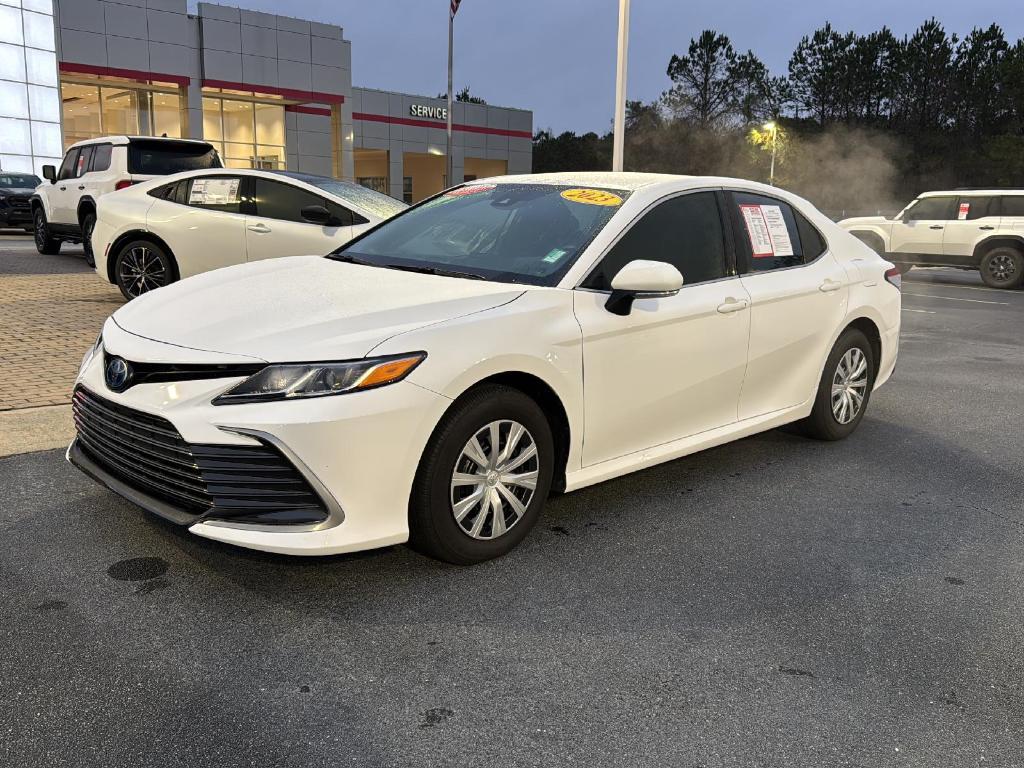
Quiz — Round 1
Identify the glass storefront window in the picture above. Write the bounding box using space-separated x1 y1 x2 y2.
202 94 286 170
60 78 182 148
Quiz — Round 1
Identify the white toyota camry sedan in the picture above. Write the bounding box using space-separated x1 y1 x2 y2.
91 168 406 299
70 173 901 564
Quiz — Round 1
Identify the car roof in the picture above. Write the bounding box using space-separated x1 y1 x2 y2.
67 135 217 149
479 171 789 197
919 189 1024 197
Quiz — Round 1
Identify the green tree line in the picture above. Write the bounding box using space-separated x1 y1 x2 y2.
533 20 1024 215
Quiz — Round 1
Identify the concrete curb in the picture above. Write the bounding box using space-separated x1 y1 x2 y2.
0 404 74 458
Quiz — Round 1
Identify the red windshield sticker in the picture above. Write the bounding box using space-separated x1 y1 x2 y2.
445 184 496 198
958 202 970 220
740 204 775 257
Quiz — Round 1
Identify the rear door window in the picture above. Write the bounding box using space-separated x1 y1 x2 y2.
91 143 112 173
185 176 244 214
76 145 95 177
729 191 806 272
128 140 222 175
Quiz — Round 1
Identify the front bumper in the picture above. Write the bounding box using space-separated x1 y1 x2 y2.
70 334 452 556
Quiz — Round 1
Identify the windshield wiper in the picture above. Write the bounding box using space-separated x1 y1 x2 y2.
377 263 489 281
328 253 376 266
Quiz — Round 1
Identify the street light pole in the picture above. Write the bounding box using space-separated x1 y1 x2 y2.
765 121 778 186
612 0 630 172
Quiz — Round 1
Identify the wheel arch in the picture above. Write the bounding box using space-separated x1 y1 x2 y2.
972 235 1024 261
444 371 572 494
76 196 97 225
105 230 180 284
843 316 882 375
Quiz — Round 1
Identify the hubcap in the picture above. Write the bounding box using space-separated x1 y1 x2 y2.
118 247 167 298
450 420 538 540
831 347 868 425
988 253 1016 282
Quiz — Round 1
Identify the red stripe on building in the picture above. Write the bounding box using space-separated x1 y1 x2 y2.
351 112 531 139
59 62 190 87
202 79 344 105
285 105 333 117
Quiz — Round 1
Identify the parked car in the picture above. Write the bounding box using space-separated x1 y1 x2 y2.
91 168 407 300
839 189 1024 288
31 136 222 266
0 172 42 232
69 173 901 564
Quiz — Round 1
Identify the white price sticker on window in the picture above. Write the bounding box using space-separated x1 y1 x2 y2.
189 178 240 206
740 203 794 258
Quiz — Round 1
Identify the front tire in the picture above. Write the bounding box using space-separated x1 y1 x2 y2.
114 239 176 300
33 209 61 255
797 328 876 441
81 212 96 267
409 384 555 564
979 246 1023 289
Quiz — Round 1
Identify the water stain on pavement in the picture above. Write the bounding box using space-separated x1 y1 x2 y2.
134 577 171 595
107 557 169 582
35 600 67 611
549 525 570 536
419 708 453 728
778 666 815 678
945 576 965 585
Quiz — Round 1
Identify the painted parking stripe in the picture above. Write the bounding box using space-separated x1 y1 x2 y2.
902 292 1009 306
902 308 936 314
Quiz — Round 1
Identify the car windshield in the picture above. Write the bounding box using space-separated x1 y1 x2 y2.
330 183 629 285
0 174 41 188
304 178 407 219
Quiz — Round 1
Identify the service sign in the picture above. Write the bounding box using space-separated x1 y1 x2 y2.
410 104 448 120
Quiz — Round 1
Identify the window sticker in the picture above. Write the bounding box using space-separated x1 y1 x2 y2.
740 204 775 257
542 248 567 264
560 188 623 207
189 178 240 206
958 202 971 220
740 203 794 258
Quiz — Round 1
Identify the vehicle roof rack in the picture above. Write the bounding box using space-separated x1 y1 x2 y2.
952 187 1024 191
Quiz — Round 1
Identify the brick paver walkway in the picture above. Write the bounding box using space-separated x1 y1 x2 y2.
0 239 123 410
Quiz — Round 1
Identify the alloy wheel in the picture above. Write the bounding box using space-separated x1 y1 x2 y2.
118 246 167 298
987 253 1017 283
831 347 868 425
450 420 539 540
34 214 46 249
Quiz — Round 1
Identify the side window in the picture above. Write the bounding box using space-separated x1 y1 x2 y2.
91 144 112 173
327 199 366 226
75 146 95 177
148 181 180 202
253 178 356 225
959 197 997 220
583 191 727 290
58 149 79 181
794 210 827 262
186 176 243 214
904 196 957 221
730 191 804 272
1000 196 1024 218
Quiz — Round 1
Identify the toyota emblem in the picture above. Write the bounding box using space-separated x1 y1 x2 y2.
105 356 132 392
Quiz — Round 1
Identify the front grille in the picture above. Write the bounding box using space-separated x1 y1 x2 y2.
72 387 328 526
8 195 30 210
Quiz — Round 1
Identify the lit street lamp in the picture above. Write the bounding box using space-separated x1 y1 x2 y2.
764 121 778 186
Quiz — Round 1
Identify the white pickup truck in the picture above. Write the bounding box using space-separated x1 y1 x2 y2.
839 190 1024 289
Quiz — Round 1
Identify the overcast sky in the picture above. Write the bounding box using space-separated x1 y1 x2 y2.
193 0 1024 134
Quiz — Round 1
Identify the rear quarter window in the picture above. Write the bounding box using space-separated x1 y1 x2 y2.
128 140 222 175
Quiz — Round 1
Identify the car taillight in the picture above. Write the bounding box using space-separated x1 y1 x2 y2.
884 266 902 290
115 180 135 191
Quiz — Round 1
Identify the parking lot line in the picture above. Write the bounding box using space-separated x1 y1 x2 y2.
901 308 936 314
902 292 1010 306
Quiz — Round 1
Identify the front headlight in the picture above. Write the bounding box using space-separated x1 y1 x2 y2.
212 352 426 405
80 332 103 374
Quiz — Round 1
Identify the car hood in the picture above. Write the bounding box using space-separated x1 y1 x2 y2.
1 186 36 195
112 256 526 362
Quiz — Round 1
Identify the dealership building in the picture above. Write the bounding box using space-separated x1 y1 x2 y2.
0 0 533 202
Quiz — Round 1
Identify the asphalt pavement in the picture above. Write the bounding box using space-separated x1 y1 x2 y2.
1 268 1023 767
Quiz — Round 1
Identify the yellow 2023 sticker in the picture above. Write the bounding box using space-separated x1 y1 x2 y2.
560 188 623 207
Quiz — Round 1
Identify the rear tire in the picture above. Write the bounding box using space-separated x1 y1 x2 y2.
979 246 1023 289
33 209 61 255
796 328 876 441
113 239 176 300
409 384 555 564
81 212 96 267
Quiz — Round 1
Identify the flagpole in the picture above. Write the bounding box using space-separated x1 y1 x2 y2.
446 7 454 189
612 0 630 172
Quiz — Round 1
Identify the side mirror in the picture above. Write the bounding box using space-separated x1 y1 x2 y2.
42 165 56 184
301 204 341 227
605 259 684 316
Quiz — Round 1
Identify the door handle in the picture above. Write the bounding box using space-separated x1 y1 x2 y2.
979 225 995 230
716 298 749 314
819 279 843 293
929 225 944 230
247 223 271 234
59 186 66 191
77 185 85 190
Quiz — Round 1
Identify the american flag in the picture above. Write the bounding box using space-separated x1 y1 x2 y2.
450 0 462 18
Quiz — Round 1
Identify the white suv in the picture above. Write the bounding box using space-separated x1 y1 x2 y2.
839 190 1024 289
31 136 222 265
